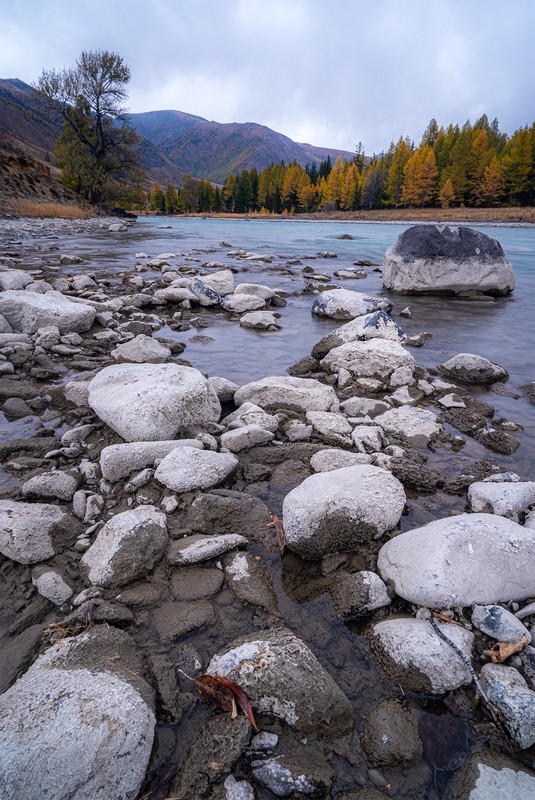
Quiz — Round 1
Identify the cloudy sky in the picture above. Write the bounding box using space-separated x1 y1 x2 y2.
2 0 533 153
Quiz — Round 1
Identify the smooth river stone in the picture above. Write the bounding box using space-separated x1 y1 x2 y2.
377 513 535 607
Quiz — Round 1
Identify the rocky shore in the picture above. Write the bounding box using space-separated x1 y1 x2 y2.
0 217 534 800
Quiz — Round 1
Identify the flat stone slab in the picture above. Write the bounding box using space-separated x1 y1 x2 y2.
0 500 70 564
0 289 96 334
377 513 535 607
167 533 247 565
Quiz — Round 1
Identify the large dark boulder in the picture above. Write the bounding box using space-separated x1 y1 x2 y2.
383 224 515 296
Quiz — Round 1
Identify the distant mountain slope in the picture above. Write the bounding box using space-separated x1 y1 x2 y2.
0 79 186 188
1 78 357 189
128 110 355 183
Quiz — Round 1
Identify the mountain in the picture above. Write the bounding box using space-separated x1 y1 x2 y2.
0 79 186 189
1 78 356 192
128 110 355 184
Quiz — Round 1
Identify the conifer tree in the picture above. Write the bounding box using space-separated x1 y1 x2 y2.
438 178 456 208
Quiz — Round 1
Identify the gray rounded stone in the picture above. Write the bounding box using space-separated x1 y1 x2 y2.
439 353 509 384
0 627 155 800
377 513 535 608
467 480 535 520
154 446 238 492
471 605 531 644
0 289 96 334
371 617 474 694
81 505 168 588
0 500 70 564
234 375 339 413
282 465 406 559
480 664 535 748
22 471 78 501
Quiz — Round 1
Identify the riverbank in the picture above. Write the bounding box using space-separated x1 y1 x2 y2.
0 216 534 799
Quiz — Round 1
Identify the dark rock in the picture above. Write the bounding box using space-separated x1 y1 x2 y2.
170 567 224 601
442 407 487 434
0 624 44 693
360 699 422 768
287 355 321 376
0 378 39 400
390 458 443 491
520 382 535 404
169 715 251 800
115 582 166 607
152 601 215 642
1 397 32 418
474 426 521 455
222 550 279 614
8 597 52 636
148 653 183 722
187 489 275 549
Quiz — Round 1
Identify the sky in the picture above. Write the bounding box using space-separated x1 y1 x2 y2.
1 0 534 154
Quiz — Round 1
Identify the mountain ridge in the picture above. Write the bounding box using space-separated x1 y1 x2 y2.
1 78 356 189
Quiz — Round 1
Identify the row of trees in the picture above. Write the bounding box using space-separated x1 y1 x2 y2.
149 118 534 215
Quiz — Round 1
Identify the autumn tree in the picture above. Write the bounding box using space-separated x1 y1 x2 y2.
36 50 143 206
386 136 412 207
149 182 165 212
438 178 456 208
477 156 505 206
165 183 179 214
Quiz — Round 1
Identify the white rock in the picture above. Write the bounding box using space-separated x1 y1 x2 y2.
0 627 154 800
154 446 238 492
439 353 509 384
111 334 171 363
0 269 34 290
382 224 515 296
310 449 372 472
0 500 68 564
31 567 73 605
389 385 423 406
221 294 266 313
220 425 274 452
240 311 282 330
371 617 474 693
208 376 239 402
480 664 535 748
223 402 279 432
0 289 95 334
81 505 168 587
99 440 202 481
340 397 390 418
167 533 247 565
306 410 352 440
329 570 391 617
320 339 415 385
285 420 313 442
234 375 339 413
311 288 393 320
234 282 275 300
200 269 235 296
438 392 466 408
467 481 535 520
108 222 128 231
377 513 535 607
282 465 406 559
351 425 386 453
313 312 405 358
375 406 442 448
21 471 77 501
88 363 221 442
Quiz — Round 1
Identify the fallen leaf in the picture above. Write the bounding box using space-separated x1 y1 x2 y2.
194 674 259 731
484 635 529 663
268 512 286 551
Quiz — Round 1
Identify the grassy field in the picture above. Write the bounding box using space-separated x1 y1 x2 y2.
5 199 94 219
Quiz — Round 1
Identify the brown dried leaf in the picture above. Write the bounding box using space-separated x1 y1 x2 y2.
194 674 235 713
269 512 286 551
484 635 529 664
194 674 259 731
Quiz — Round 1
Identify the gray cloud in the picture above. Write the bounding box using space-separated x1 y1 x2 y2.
1 0 533 153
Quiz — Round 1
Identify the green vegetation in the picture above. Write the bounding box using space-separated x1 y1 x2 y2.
149 116 534 215
36 50 145 208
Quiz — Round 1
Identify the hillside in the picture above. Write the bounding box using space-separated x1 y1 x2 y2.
1 77 356 195
129 111 355 183
0 79 187 189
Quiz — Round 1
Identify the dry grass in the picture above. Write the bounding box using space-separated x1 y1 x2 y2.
179 207 535 224
7 199 93 219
